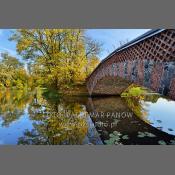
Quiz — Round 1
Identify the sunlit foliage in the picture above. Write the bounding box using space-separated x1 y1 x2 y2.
121 84 146 97
0 52 29 89
10 29 102 90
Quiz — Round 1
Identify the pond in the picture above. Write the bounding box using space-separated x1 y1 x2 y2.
0 88 175 145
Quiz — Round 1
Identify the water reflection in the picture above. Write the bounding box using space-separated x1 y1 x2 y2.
140 97 175 135
0 88 175 145
0 89 101 145
123 93 175 136
87 95 175 145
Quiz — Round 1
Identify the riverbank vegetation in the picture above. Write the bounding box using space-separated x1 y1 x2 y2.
0 29 102 93
121 84 147 97
0 29 101 93
0 52 31 89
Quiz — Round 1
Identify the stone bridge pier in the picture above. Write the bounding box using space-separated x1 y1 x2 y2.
86 29 175 100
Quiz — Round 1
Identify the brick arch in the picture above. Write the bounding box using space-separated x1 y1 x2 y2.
86 29 175 99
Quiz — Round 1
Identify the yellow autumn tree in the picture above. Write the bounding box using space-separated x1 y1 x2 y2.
9 29 102 90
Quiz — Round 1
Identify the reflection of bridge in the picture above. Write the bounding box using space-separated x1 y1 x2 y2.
86 29 175 100
86 97 175 145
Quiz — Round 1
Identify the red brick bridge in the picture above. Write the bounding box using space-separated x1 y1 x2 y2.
86 29 175 100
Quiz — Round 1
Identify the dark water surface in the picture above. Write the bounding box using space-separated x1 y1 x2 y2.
0 88 175 145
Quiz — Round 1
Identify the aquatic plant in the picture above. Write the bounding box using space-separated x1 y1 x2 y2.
137 131 156 138
158 140 167 145
104 131 129 145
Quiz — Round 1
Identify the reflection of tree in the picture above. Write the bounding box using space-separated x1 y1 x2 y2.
1 110 24 127
0 89 32 126
18 115 88 145
144 94 160 103
18 89 89 145
122 86 161 124
123 96 150 124
0 88 89 144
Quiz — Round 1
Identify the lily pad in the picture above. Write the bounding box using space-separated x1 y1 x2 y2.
137 131 156 138
144 132 156 137
122 135 129 140
137 131 146 138
170 139 175 145
158 140 167 145
168 128 173 131
104 131 122 145
113 131 121 136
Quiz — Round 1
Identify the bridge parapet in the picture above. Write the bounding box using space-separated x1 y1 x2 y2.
86 29 175 99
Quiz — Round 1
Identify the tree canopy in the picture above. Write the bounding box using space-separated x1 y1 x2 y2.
9 29 102 90
0 52 29 89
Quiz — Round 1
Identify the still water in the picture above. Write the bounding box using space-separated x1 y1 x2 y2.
0 88 175 145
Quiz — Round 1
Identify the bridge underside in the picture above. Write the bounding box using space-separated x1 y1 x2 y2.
87 60 175 99
91 76 132 96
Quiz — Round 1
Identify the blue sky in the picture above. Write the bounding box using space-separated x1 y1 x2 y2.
0 29 150 62
0 29 17 57
86 29 150 59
